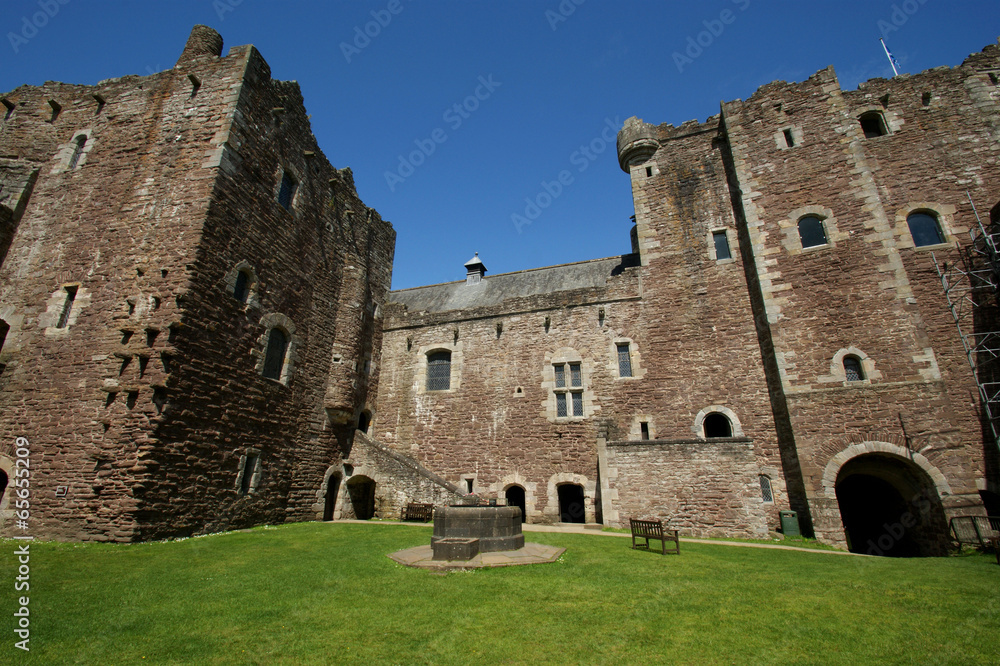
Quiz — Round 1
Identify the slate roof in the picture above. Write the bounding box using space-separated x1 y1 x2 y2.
389 254 639 314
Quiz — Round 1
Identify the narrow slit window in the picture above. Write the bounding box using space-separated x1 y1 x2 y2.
240 453 259 495
783 129 795 147
640 421 649 440
277 172 297 210
645 166 652 177
56 286 78 329
798 216 828 248
426 350 451 391
69 135 87 169
713 230 732 260
843 355 864 382
233 269 251 304
617 343 633 377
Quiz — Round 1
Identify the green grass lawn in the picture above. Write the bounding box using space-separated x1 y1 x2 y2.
2 522 999 665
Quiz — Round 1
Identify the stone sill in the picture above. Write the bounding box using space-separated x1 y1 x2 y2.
607 436 753 447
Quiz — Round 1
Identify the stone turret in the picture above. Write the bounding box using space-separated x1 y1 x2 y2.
616 116 659 172
176 25 223 67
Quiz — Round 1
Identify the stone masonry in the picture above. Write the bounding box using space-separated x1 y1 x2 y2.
1 27 999 554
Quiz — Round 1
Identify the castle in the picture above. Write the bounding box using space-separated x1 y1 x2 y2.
2 26 999 555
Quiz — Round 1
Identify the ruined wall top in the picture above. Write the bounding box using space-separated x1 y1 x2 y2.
176 25 224 67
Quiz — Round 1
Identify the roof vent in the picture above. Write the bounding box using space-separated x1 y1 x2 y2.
465 252 486 285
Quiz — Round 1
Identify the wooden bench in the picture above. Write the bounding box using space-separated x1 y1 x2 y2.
401 502 434 522
629 518 680 555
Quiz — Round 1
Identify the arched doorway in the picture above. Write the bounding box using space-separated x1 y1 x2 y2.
557 484 585 523
323 474 341 521
0 469 8 505
505 485 526 523
346 475 376 520
835 453 948 557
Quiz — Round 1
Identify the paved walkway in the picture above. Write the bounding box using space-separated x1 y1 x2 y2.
335 519 859 556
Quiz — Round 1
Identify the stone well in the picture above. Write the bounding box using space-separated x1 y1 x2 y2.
431 505 524 559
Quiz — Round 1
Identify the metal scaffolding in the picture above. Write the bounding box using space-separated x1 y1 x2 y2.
933 194 1000 454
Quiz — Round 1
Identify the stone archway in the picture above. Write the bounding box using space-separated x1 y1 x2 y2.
346 475 376 520
831 452 949 557
557 484 586 523
505 485 526 523
323 473 341 521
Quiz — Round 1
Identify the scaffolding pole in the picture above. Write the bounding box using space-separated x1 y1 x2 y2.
933 193 1000 455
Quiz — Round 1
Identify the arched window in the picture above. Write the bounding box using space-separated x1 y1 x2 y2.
262 327 288 380
843 355 865 382
907 211 945 247
704 413 732 438
69 134 87 169
798 216 828 248
759 475 773 503
426 350 451 391
233 269 251 304
859 112 888 138
357 410 371 433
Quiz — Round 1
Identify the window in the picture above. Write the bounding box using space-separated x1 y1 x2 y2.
843 355 864 382
617 343 633 378
760 476 773 503
426 350 451 391
357 410 371 433
553 362 583 417
262 327 288 380
907 211 945 247
0 319 8 354
798 216 828 248
239 452 260 496
277 172 297 210
713 230 732 260
640 422 650 440
704 412 732 438
68 135 87 170
783 128 795 147
56 285 78 329
859 112 887 138
233 269 251 304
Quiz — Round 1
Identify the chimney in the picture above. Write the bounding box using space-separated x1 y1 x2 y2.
464 253 486 285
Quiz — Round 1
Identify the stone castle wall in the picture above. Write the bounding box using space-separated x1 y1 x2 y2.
0 27 394 540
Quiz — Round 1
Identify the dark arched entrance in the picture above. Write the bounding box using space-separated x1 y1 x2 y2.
0 469 8 505
835 453 948 557
323 474 341 521
346 475 376 520
505 485 526 523
557 484 585 523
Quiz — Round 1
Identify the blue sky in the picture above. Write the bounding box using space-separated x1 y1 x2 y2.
2 1 997 289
